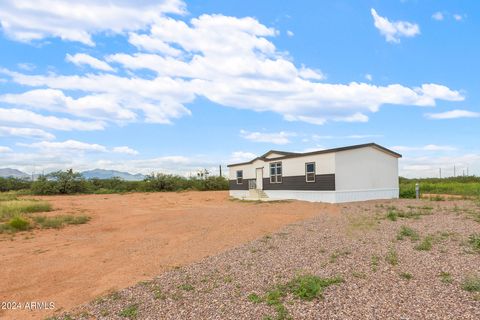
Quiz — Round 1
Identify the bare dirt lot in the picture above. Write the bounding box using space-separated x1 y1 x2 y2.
62 198 480 320
0 191 328 319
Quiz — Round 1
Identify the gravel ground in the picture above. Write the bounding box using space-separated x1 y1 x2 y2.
59 199 480 320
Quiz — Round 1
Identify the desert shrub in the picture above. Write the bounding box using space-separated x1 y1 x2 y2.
397 226 419 241
415 236 433 251
0 177 31 192
468 234 480 251
33 215 90 229
287 274 343 301
0 200 52 221
461 275 480 292
8 216 30 231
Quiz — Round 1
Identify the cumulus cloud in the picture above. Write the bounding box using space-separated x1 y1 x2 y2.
20 139 108 152
230 151 257 163
400 153 480 178
240 130 296 145
112 146 139 155
453 14 463 21
0 108 104 131
312 134 382 140
425 109 480 120
0 146 12 153
371 8 420 43
19 139 140 156
432 12 444 21
0 0 185 45
391 144 456 152
0 126 55 140
0 6 464 130
66 53 114 72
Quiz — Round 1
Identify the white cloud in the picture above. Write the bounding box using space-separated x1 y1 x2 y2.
229 151 257 163
400 153 480 178
365 74 373 81
0 0 185 45
453 14 463 21
17 63 36 71
19 139 140 156
0 9 463 128
66 53 114 72
0 126 55 140
20 139 108 152
0 146 12 153
432 12 444 21
240 130 296 145
425 109 480 120
391 144 456 152
312 134 382 140
112 146 139 155
286 30 294 37
371 8 420 43
0 108 105 131
298 65 325 80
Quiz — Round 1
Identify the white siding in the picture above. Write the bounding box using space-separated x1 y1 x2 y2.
335 147 399 191
280 153 335 176
264 152 287 159
228 159 265 180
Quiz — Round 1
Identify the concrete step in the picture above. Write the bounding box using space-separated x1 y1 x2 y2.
248 189 269 199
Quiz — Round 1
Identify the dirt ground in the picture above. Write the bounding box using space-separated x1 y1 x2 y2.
60 198 480 320
0 191 331 319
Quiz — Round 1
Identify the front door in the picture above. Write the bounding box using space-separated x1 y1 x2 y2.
256 168 263 190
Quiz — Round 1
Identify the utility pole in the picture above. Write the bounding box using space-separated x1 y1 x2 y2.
439 168 442 179
454 165 456 177
219 165 222 177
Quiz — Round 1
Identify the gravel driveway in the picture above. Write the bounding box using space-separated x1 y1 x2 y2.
60 199 480 320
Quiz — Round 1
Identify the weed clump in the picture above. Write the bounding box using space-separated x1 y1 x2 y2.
397 226 419 241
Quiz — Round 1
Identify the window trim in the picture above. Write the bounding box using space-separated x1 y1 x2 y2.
269 161 283 184
236 170 243 184
305 162 315 183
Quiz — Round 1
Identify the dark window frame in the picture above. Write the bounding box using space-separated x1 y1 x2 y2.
305 162 315 182
236 170 243 184
269 162 283 184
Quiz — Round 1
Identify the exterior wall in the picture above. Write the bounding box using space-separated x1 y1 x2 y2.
335 147 399 192
262 174 335 191
228 153 336 191
228 146 399 202
280 153 335 176
264 190 337 203
230 189 398 203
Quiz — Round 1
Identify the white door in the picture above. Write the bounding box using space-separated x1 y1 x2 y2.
256 168 263 190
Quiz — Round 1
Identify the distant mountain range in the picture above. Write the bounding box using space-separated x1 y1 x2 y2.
0 168 146 181
81 169 145 181
0 168 30 179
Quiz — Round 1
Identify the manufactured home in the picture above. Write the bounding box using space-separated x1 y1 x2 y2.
228 143 401 203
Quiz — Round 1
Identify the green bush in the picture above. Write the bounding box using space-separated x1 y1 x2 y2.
8 216 30 231
399 176 480 197
0 177 31 192
3 169 229 195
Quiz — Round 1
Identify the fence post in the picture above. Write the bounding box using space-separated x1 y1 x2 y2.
415 183 420 200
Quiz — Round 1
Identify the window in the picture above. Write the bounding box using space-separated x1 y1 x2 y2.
270 162 282 183
236 170 243 184
305 162 315 182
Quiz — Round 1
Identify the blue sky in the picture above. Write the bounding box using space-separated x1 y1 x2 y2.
0 0 479 177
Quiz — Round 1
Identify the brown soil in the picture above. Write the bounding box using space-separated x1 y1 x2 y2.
0 191 331 319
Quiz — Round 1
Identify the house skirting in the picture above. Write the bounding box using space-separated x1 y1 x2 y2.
229 188 399 203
